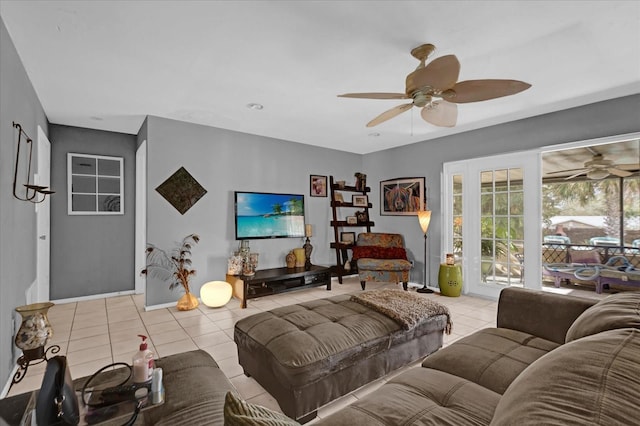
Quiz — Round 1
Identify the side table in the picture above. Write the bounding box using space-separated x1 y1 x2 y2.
438 264 463 297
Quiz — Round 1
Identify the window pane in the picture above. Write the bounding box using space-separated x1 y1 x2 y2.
481 171 493 192
98 177 120 194
453 195 463 215
72 194 96 211
481 194 493 215
98 159 120 176
509 168 523 190
98 195 121 212
510 191 524 215
71 157 96 175
495 193 508 215
72 176 96 193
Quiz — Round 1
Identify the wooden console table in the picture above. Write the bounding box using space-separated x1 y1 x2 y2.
226 265 332 308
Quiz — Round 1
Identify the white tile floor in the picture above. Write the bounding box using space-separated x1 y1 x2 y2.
6 277 607 421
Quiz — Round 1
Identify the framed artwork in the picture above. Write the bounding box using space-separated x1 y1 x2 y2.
340 232 356 244
380 177 425 216
310 175 327 197
346 216 358 225
156 167 207 215
352 194 368 207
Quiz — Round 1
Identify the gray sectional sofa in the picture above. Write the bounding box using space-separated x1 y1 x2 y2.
140 288 639 425
314 287 640 425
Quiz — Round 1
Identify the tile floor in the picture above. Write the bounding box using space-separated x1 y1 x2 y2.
5 277 606 422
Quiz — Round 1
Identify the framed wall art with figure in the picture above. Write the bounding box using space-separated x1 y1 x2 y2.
380 177 425 216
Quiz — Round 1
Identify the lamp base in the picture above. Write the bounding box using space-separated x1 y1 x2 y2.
417 285 434 294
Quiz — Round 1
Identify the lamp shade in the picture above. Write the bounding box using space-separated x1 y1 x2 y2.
418 210 432 234
200 281 233 308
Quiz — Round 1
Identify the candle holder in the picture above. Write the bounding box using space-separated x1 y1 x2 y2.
303 237 313 270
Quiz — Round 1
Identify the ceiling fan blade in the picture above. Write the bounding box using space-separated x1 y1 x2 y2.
564 171 587 180
406 55 460 94
366 103 413 127
608 167 633 177
546 168 589 175
338 92 408 100
421 101 458 127
446 79 531 103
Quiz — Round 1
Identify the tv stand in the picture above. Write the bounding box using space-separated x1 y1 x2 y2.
226 265 331 308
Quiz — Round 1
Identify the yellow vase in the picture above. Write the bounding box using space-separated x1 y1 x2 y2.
177 292 199 311
293 248 306 267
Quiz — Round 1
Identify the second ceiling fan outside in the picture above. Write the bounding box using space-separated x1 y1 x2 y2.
339 43 532 128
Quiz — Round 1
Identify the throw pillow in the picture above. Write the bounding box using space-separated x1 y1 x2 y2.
352 246 407 260
491 328 640 426
565 291 640 342
223 391 300 426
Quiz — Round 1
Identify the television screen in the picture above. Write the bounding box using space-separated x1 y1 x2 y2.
235 191 305 240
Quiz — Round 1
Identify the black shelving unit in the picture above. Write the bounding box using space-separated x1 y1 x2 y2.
329 176 374 283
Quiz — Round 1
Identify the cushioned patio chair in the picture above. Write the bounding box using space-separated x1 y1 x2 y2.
352 232 412 290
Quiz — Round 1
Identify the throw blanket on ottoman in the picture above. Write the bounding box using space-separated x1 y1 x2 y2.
351 289 453 333
234 293 448 423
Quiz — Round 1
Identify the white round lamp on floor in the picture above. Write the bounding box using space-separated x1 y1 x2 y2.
200 281 233 308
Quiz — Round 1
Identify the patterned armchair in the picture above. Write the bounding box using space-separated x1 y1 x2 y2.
352 233 412 290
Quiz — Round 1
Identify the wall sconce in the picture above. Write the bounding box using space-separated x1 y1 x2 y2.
13 121 54 203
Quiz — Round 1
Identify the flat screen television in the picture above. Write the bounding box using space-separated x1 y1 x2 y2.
234 191 305 240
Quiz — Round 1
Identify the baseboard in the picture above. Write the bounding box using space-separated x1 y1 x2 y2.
143 301 176 311
51 289 135 305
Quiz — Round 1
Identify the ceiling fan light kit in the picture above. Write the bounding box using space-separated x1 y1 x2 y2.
339 43 531 128
586 169 610 180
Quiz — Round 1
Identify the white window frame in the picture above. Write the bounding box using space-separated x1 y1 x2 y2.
67 153 124 215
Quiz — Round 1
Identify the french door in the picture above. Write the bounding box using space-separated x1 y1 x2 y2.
443 151 541 299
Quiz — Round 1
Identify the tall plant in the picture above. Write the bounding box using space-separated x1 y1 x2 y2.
142 234 200 294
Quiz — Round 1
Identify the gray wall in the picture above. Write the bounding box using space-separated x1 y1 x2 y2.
144 116 362 306
0 18 49 389
363 94 640 287
49 125 137 299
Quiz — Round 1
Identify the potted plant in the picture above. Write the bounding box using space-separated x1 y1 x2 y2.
142 234 200 311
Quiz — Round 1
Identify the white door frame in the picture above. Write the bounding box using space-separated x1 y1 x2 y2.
443 150 542 299
35 126 51 302
135 140 147 294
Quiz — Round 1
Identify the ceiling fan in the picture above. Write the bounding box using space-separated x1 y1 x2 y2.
547 151 636 180
338 43 531 128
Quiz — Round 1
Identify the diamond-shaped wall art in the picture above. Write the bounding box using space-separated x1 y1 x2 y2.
155 167 207 215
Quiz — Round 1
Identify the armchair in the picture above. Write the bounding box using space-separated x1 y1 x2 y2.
352 232 412 290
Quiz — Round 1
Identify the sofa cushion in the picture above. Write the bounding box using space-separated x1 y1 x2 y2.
565 291 640 342
223 392 299 426
491 328 640 426
145 349 235 426
421 328 559 394
315 367 501 426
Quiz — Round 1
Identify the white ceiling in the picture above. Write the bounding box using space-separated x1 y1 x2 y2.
2 1 639 154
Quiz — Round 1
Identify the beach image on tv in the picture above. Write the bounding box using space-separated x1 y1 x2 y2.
236 193 304 239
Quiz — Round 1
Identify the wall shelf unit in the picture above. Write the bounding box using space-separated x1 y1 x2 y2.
329 176 374 283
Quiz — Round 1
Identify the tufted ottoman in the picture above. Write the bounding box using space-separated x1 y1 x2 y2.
233 293 448 423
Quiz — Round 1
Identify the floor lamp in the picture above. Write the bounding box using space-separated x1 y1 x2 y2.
417 210 434 294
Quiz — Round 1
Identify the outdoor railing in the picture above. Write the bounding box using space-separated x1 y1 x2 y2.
541 243 640 267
